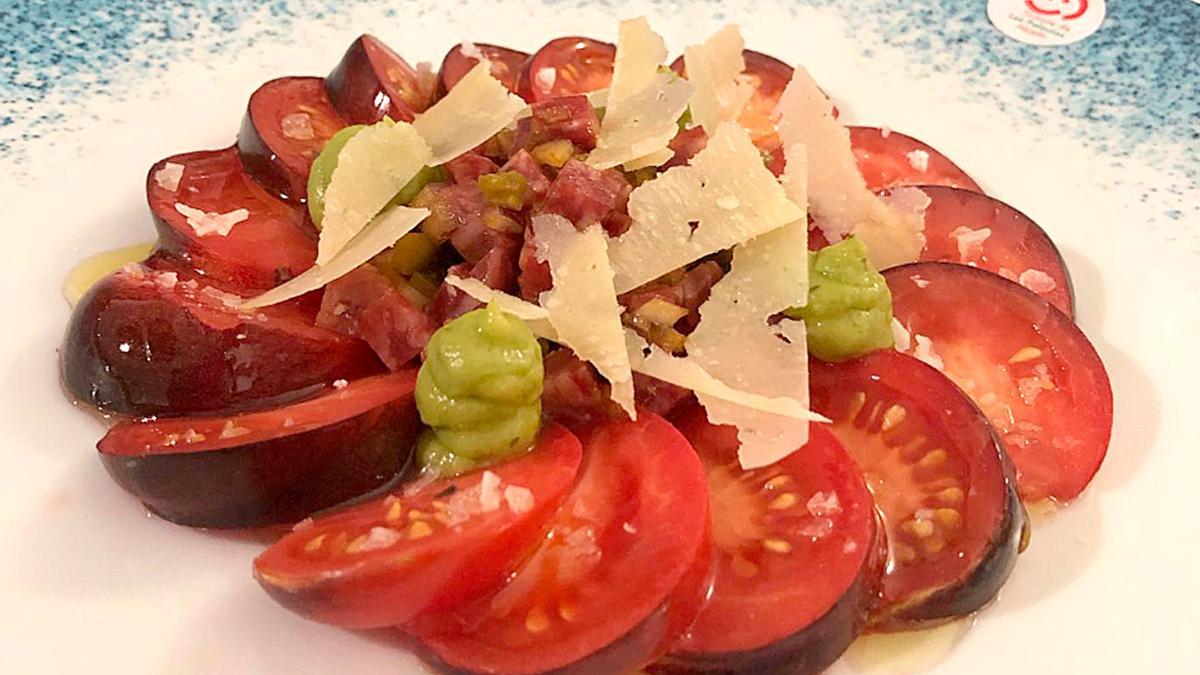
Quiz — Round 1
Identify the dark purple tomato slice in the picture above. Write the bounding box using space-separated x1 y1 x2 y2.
237 76 348 203
810 351 1026 629
98 371 419 528
254 425 582 629
410 411 711 674
60 265 381 417
655 409 884 674
519 37 615 102
849 127 981 193
326 34 432 124
886 263 1112 504
146 147 316 295
440 42 529 95
910 185 1074 317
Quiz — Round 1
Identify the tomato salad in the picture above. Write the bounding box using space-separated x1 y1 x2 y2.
61 18 1112 675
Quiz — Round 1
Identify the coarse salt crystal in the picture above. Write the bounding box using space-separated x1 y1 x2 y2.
1018 268 1057 294
622 522 638 534
479 470 503 513
503 485 534 514
807 490 842 517
174 202 249 237
281 112 315 140
912 334 945 370
950 226 992 263
910 274 930 289
799 517 835 538
534 66 557 92
153 271 178 290
880 126 891 138
332 379 348 389
905 149 930 173
459 41 486 62
154 162 184 191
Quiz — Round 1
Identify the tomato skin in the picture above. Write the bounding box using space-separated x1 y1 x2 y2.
440 42 530 96
848 126 981 193
411 412 710 675
326 34 430 124
519 37 615 102
885 262 1112 504
254 425 583 629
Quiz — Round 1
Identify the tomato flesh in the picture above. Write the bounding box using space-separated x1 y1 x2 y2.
238 76 348 203
520 37 615 102
659 410 883 674
849 126 981 192
254 425 582 629
411 412 710 674
99 371 420 528
912 185 1074 316
886 263 1112 503
810 351 1025 628
440 42 529 95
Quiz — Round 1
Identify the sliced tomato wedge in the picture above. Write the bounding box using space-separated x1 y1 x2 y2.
810 351 1026 629
657 411 883 674
326 34 431 124
849 126 981 192
98 371 419 528
146 147 315 294
237 76 348 203
886 263 1112 503
911 185 1074 316
519 37 615 102
440 42 529 95
254 425 582 629
411 412 710 674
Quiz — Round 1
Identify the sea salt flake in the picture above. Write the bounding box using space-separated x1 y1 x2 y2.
219 421 251 439
807 490 842 517
459 41 486 62
357 526 403 552
332 379 348 389
154 162 184 191
912 334 945 370
503 485 534 514
1018 268 1057 294
950 226 992 262
174 202 249 237
281 112 315 140
906 149 930 172
534 66 557 91
479 470 503 513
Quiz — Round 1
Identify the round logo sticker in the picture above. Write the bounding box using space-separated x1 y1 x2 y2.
988 0 1106 46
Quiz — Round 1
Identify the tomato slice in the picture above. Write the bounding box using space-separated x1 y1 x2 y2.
885 263 1112 503
98 371 420 528
849 127 981 192
912 185 1074 316
440 42 529 96
810 351 1026 628
658 410 883 673
146 147 316 295
327 35 431 124
520 37 615 102
237 76 348 203
254 425 582 629
411 412 710 674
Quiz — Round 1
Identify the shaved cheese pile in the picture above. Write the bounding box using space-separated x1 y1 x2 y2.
413 61 526 164
609 123 803 293
533 214 635 417
317 122 432 264
240 205 429 309
586 17 693 170
775 66 928 269
682 25 753 134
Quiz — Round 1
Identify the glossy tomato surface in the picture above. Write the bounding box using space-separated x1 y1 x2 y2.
849 126 981 193
255 425 582 629
326 34 431 124
886 263 1112 503
411 411 710 674
440 42 529 95
520 37 615 102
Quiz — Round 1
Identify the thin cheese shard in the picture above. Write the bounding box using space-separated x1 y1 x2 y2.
533 214 636 418
775 66 927 269
241 205 429 309
444 275 557 340
318 122 432 265
683 25 753 135
586 17 693 170
609 122 804 294
413 61 527 165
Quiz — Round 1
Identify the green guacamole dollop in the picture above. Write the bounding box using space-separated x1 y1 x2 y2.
786 236 895 362
415 303 544 475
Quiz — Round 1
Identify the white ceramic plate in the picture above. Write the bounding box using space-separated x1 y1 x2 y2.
2 1 1198 673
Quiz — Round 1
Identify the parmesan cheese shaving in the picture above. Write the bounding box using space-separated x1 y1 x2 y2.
413 61 526 165
240 205 429 309
444 275 557 339
609 123 803 293
533 214 636 418
586 17 693 170
775 67 927 269
682 25 753 135
621 147 675 171
317 122 432 265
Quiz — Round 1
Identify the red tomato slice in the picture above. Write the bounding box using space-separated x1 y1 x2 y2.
99 371 420 528
327 35 430 124
411 412 710 674
520 37 615 102
254 425 583 629
810 351 1026 628
237 76 348 203
440 42 530 96
146 147 316 295
659 411 883 673
849 126 981 192
912 185 1074 316
885 263 1112 503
